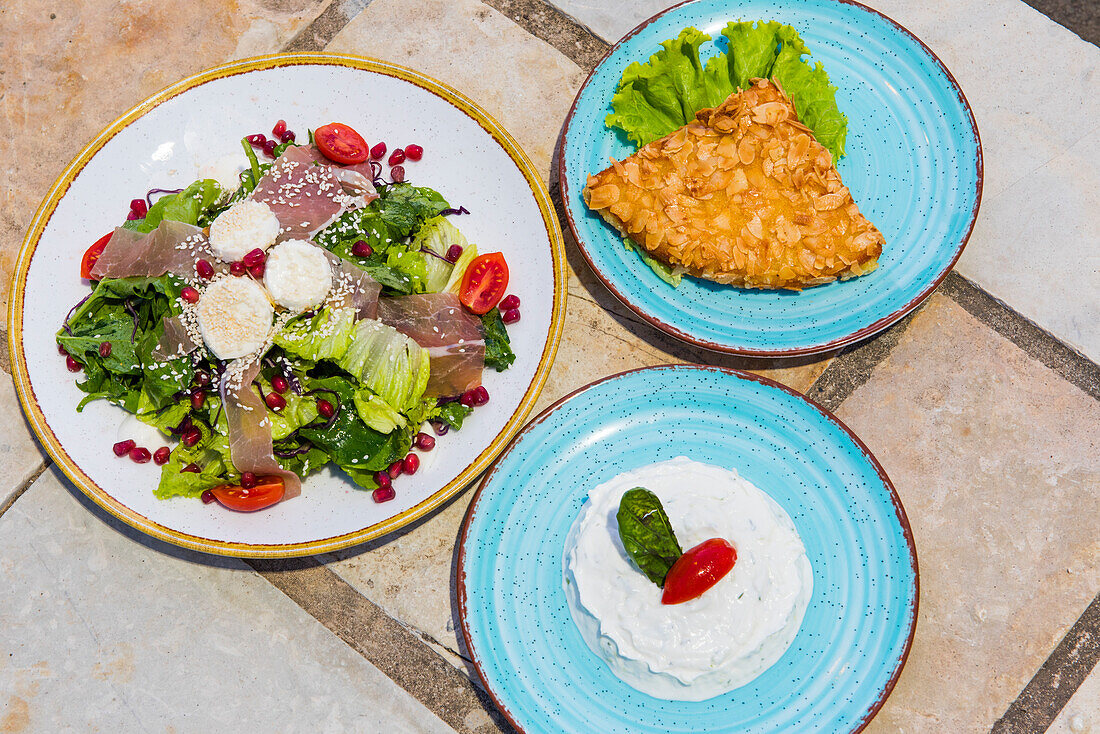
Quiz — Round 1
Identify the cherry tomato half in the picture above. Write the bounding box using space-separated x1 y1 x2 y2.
80 232 113 279
210 475 285 512
459 252 510 315
661 538 737 605
314 123 370 164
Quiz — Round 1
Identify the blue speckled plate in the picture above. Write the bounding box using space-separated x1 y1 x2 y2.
558 0 982 356
458 366 917 733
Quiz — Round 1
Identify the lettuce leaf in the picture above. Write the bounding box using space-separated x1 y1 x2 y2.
605 21 847 160
123 180 223 234
412 216 464 293
338 319 429 413
479 308 516 372
274 307 357 363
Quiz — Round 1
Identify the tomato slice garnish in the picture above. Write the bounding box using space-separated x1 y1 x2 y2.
314 123 371 165
210 475 285 512
661 538 737 605
459 252 510 315
80 232 113 279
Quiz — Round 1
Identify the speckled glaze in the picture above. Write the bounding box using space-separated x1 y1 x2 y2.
458 365 918 733
559 0 982 356
7 54 567 557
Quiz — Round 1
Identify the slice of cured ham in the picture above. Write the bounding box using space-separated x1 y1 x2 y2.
376 293 485 397
152 314 200 361
219 360 302 500
252 146 350 240
89 220 217 280
324 253 382 320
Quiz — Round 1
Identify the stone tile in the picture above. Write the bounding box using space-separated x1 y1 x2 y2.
832 294 1100 733
543 0 1100 360
0 371 48 511
0 0 331 315
1049 666 1100 733
325 0 589 182
0 467 455 734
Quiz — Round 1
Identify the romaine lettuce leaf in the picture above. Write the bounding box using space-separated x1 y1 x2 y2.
605 21 848 160
412 216 465 293
352 389 407 434
124 180 223 234
338 319 429 414
274 307 357 363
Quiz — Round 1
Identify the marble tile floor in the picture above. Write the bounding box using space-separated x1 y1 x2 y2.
1 0 1097 732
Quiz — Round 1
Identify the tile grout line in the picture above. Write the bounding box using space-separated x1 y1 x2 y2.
0 459 51 520
248 557 515 734
283 0 376 52
991 591 1100 733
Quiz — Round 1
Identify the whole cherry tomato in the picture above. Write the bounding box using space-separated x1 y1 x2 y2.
210 475 285 512
80 232 113 279
661 538 737 605
314 123 371 165
459 252 509 315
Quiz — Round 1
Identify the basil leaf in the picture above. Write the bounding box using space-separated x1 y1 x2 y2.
616 488 683 586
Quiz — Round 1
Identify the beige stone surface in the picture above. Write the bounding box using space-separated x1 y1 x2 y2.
1050 663 1100 733
0 0 329 315
0 467 456 733
326 0 587 183
834 294 1100 733
0 372 47 510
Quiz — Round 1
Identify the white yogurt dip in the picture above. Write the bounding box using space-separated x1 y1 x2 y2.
563 456 812 701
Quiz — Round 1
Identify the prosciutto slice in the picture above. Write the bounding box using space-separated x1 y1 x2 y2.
152 314 200 361
324 252 382 320
90 220 216 280
377 293 485 397
219 360 302 500
252 146 348 240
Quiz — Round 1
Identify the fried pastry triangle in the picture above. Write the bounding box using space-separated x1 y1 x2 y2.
583 79 884 290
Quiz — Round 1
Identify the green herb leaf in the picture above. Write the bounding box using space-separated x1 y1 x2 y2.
616 488 683 587
479 308 515 372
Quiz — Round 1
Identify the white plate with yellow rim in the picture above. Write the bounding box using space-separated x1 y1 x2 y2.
7 54 566 557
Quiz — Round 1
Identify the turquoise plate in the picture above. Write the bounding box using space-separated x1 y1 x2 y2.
458 366 918 733
558 0 982 356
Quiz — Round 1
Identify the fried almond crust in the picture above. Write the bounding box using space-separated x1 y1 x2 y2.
583 79 884 290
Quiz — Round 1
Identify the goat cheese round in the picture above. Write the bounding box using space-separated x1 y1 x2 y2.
563 457 812 701
263 239 333 312
195 276 274 359
208 200 281 262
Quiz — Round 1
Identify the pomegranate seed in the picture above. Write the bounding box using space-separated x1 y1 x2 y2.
98 341 112 358
415 432 435 451
153 446 171 465
248 262 265 279
129 199 148 217
403 453 420 475
262 139 277 157
404 144 423 161
472 386 490 406
390 165 405 183
500 294 520 310
271 375 289 394
201 489 216 503
446 245 463 263
352 240 373 258
388 461 403 480
182 427 202 447
502 308 520 324
460 390 477 408
195 371 211 387
66 355 82 372
388 149 406 166
317 399 335 419
196 259 215 280
280 130 296 143
247 134 267 147
373 486 396 503
370 142 386 160
272 119 287 138
58 343 69 356
129 447 152 464
265 392 286 411
183 463 202 474
240 471 257 489
230 261 247 276
126 210 142 221
181 286 200 304
113 439 136 457
374 471 391 488
242 248 266 268
191 390 206 410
